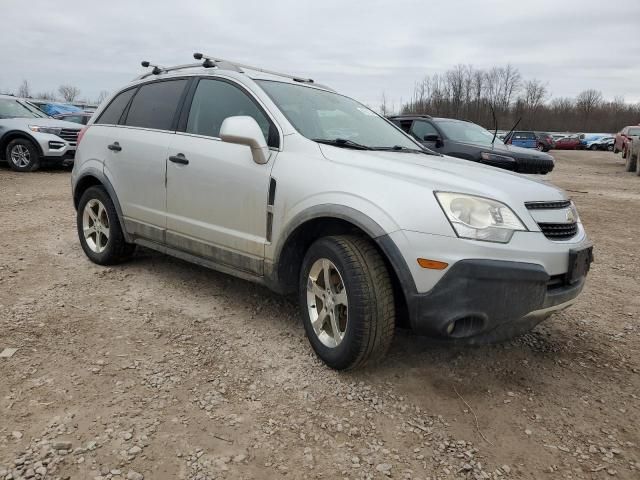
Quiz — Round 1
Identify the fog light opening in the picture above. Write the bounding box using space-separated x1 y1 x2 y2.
446 316 485 339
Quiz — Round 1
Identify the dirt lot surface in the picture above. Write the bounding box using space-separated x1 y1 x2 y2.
0 150 639 480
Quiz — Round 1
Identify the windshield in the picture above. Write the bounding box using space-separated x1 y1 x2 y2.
256 80 418 150
436 120 501 146
0 98 43 119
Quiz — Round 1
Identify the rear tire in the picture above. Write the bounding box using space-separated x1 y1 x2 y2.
589 144 598 151
77 186 135 265
6 138 41 172
299 235 395 370
624 148 637 172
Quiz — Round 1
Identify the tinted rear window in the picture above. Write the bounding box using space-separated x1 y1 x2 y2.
124 80 188 131
95 89 136 125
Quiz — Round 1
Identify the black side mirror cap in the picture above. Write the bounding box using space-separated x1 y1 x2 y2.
424 134 440 142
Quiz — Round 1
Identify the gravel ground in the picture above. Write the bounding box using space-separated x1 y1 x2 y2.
0 150 638 480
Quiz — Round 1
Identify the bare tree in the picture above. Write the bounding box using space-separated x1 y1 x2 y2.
58 85 81 102
379 91 389 116
401 63 640 133
576 89 603 130
35 91 57 101
17 80 31 98
96 90 110 104
519 80 548 128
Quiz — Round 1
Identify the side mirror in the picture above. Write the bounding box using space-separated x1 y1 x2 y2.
219 116 269 164
424 134 443 147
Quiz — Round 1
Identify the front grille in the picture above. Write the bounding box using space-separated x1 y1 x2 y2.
538 222 578 240
57 128 80 143
514 157 554 174
525 200 572 210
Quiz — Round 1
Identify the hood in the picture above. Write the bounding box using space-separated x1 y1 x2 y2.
1 117 82 130
318 145 566 207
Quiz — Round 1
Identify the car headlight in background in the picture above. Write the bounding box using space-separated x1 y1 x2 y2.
29 125 62 136
480 152 515 164
435 192 527 243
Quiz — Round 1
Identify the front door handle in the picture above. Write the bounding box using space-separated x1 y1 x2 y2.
169 154 189 165
107 142 122 152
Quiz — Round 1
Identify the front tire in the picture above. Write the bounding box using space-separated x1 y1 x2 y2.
299 235 395 370
77 186 135 265
6 138 41 172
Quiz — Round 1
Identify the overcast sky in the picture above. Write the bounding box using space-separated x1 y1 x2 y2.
2 0 639 108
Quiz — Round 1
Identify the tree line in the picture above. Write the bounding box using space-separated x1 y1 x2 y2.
1 80 108 106
393 64 640 134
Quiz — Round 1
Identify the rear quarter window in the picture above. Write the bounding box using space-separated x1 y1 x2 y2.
124 80 188 131
95 89 136 125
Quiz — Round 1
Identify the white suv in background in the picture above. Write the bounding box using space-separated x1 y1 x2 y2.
71 54 593 370
0 94 81 171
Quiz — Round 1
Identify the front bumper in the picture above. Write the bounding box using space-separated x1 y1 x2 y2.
404 258 586 338
33 133 76 160
377 229 591 339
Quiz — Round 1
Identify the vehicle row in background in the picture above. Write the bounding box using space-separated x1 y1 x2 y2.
27 100 94 125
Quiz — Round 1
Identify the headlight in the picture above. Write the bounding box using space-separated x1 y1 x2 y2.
29 125 62 136
435 192 527 243
480 152 515 164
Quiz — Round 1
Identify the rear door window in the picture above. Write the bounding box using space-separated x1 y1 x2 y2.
124 80 188 131
95 89 136 125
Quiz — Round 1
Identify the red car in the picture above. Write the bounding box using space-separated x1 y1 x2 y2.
614 125 640 156
553 135 582 150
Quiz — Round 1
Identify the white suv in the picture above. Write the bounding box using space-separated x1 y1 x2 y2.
0 95 81 171
72 54 593 370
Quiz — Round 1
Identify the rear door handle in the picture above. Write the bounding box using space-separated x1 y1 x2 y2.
169 154 189 165
107 142 122 152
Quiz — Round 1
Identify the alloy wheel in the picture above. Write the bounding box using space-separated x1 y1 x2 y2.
82 199 110 253
10 144 31 168
306 258 349 348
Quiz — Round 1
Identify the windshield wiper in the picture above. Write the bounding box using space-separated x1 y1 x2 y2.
371 145 441 156
312 138 372 150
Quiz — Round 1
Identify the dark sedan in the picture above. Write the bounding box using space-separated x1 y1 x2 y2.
389 115 554 174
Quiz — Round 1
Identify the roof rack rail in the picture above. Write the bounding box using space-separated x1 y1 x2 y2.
135 53 315 84
192 53 314 83
389 114 432 119
136 60 209 80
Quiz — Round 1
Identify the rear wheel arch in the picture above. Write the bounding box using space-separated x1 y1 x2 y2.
73 170 130 242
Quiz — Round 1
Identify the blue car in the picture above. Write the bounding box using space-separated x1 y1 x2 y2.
505 131 538 149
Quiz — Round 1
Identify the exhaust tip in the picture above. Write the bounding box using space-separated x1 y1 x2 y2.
445 316 485 339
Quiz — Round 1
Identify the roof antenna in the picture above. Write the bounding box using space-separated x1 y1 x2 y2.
141 61 163 75
489 102 498 147
504 116 522 145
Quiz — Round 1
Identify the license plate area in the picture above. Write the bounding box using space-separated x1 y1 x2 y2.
566 246 593 284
